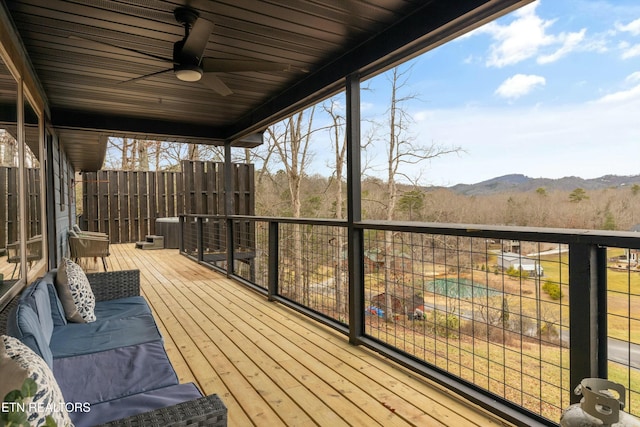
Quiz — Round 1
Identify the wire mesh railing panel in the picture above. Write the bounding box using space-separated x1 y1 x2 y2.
181 217 199 259
607 247 640 417
233 220 268 289
277 223 349 325
202 218 227 269
362 230 570 422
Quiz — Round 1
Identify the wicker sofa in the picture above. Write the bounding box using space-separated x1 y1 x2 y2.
1 269 226 427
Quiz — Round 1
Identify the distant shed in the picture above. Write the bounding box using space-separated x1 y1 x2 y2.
497 252 543 277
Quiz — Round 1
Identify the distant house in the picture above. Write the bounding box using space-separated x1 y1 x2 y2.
612 248 640 267
497 252 544 277
364 249 385 273
502 240 521 254
339 248 384 273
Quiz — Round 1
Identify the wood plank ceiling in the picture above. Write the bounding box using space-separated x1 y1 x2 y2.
2 0 530 170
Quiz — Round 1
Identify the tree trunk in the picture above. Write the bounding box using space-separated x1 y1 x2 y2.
138 140 149 170
188 144 200 161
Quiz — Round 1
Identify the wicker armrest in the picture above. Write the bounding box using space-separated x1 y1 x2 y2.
86 270 140 301
94 394 227 427
78 231 109 239
69 235 110 258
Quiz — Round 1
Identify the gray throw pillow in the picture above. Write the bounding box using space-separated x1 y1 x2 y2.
55 258 96 323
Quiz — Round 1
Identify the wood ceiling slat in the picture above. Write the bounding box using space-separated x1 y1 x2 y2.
4 0 528 172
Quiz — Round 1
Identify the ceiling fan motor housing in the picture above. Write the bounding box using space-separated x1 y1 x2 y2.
173 40 203 81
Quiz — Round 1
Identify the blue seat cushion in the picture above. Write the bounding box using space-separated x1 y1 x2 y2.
50 313 162 358
6 304 54 367
16 281 55 345
53 341 179 405
94 296 152 320
46 282 67 326
69 383 203 427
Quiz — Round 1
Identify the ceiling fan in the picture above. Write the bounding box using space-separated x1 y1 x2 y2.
74 6 303 96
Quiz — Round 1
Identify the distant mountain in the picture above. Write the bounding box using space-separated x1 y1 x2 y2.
448 174 640 196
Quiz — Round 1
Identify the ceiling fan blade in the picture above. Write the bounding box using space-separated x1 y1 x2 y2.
118 68 173 84
200 73 233 96
182 17 214 61
201 58 301 73
69 35 174 64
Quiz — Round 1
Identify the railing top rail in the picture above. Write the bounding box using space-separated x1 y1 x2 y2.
181 214 348 227
180 214 640 249
362 220 640 248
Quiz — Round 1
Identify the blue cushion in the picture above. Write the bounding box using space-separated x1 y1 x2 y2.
18 281 55 343
30 283 54 344
46 283 67 326
50 313 162 358
69 383 203 427
42 271 67 327
94 296 152 320
53 341 179 405
6 304 54 367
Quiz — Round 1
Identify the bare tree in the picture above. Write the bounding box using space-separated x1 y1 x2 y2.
0 130 18 166
323 97 348 318
137 139 150 170
374 65 462 321
266 107 316 302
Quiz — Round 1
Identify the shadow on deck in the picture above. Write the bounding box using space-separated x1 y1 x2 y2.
106 243 514 427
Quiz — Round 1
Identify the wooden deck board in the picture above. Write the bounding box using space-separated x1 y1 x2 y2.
108 244 514 427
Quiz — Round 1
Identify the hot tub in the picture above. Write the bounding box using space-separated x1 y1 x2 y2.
155 217 180 249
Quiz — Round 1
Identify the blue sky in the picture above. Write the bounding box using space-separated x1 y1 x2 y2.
351 0 640 186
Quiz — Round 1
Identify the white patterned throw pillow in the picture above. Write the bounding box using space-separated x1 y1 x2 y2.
55 258 96 323
1 335 73 426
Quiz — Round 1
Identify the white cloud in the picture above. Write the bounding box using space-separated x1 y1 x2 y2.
622 43 640 59
480 3 555 67
595 84 640 104
616 18 640 36
470 1 588 67
495 74 546 99
538 29 587 64
627 71 640 84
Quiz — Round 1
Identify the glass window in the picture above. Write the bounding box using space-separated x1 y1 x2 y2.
0 56 19 294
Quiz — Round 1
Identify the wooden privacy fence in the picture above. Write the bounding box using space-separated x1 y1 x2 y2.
1 166 41 250
80 161 254 244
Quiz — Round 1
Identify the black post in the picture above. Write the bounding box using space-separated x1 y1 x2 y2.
569 243 602 403
268 220 279 301
346 73 364 345
224 142 234 276
45 132 57 268
196 216 203 263
178 215 184 254
596 246 608 378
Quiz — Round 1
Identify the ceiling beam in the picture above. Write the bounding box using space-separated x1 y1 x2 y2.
50 107 228 143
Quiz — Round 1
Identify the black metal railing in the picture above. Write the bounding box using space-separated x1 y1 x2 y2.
180 214 640 426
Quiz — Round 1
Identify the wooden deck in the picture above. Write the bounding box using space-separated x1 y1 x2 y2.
104 243 514 427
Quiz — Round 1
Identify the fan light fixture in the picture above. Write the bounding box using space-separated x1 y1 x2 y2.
175 65 203 82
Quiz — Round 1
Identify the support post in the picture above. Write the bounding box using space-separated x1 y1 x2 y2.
45 132 57 268
596 246 608 378
346 73 364 345
224 142 234 276
268 221 279 301
196 216 203 263
569 243 606 403
178 215 185 253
